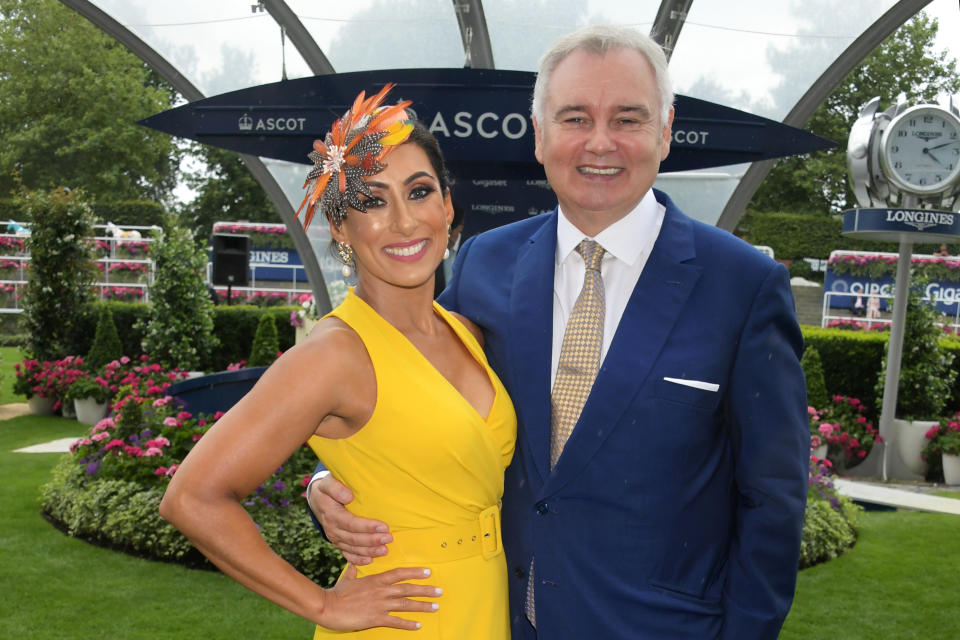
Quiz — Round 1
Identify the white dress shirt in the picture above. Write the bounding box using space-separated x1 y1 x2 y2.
551 190 665 386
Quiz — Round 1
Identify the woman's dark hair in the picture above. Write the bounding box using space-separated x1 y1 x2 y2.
405 121 451 194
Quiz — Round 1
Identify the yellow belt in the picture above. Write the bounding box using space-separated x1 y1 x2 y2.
387 505 502 563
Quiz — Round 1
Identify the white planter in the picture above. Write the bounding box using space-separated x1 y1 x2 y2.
60 401 76 419
27 395 55 416
813 444 828 460
943 454 960 486
295 318 318 344
894 418 939 476
74 397 109 425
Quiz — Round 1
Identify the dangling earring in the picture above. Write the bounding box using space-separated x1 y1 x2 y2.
442 225 451 261
337 242 354 278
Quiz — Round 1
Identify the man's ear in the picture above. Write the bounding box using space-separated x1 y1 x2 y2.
659 106 675 162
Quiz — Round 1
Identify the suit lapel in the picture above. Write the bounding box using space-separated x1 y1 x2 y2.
544 198 702 493
508 212 558 487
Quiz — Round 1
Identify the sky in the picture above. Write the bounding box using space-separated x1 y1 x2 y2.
107 0 958 204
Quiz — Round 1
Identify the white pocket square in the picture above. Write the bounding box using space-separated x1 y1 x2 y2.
663 377 719 392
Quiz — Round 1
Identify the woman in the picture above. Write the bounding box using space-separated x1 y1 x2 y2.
160 85 516 638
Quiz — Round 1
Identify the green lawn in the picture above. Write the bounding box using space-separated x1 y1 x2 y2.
2 412 959 639
0 346 24 404
0 415 312 640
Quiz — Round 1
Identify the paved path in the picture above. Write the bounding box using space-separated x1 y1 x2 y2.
0 402 30 421
835 478 960 515
13 437 81 453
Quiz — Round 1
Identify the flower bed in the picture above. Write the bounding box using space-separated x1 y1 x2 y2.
103 261 150 284
0 235 27 254
800 456 862 568
811 395 882 472
0 258 24 280
100 285 145 302
13 356 87 410
0 282 19 307
40 357 343 585
114 241 150 259
828 252 960 282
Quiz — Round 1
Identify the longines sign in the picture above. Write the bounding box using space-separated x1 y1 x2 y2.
140 68 833 179
842 207 960 242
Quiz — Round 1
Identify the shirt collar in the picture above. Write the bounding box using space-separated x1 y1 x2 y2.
555 189 662 266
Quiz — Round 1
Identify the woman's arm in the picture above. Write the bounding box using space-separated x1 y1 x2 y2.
159 321 440 631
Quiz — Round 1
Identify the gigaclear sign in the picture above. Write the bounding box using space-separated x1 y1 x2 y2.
140 68 834 181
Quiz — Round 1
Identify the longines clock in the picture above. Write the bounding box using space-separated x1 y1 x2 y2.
847 97 960 210
879 104 960 196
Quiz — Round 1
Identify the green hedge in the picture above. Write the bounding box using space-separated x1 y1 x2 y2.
63 302 297 372
800 326 960 417
739 211 945 260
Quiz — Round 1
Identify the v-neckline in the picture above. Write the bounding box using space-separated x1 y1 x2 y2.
349 291 499 422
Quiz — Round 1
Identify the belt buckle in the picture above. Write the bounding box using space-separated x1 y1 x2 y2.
479 504 501 560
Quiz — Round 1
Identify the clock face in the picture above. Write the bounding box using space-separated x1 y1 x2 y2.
880 105 960 195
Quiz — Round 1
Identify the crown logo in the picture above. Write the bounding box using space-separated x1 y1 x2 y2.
238 113 253 131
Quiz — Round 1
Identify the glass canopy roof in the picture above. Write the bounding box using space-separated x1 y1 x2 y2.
67 0 953 306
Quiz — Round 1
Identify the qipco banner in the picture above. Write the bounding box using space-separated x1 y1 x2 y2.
825 267 960 314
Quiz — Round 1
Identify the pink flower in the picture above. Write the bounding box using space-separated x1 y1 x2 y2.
165 464 179 476
818 423 834 437
145 437 170 448
153 396 172 407
176 411 192 420
124 445 144 457
926 425 941 439
154 466 168 476
143 447 163 457
92 431 111 442
120 356 130 364
162 417 179 427
104 439 124 450
213 411 226 421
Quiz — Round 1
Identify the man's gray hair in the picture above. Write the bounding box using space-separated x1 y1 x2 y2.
531 25 674 126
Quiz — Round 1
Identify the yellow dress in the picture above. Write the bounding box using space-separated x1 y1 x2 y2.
308 291 516 639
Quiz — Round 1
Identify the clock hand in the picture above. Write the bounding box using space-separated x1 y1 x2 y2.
927 140 958 151
923 147 944 166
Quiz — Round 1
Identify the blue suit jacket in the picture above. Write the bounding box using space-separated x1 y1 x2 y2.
437 190 808 639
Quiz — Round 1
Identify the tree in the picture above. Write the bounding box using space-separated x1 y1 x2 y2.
137 225 219 371
0 0 181 203
750 12 960 215
180 144 280 242
18 187 99 361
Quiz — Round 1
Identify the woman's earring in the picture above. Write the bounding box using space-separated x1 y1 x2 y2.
442 226 451 261
337 242 354 278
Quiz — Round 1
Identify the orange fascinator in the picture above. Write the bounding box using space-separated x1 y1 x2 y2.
297 84 413 229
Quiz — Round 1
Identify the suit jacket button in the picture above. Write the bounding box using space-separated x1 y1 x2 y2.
535 501 549 515
513 566 526 578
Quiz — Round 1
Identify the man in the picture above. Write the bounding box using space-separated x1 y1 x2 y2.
309 25 808 639
433 201 465 298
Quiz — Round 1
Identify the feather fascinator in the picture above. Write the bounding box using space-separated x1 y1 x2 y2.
296 84 413 229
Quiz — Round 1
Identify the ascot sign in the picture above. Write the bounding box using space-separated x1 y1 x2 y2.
140 68 834 180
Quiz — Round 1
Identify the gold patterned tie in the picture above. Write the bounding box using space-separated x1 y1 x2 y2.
550 239 606 469
526 239 605 627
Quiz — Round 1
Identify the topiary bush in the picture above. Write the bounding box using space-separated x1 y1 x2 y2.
18 187 99 361
874 280 957 420
137 225 219 371
86 305 124 371
801 345 829 409
248 313 279 367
